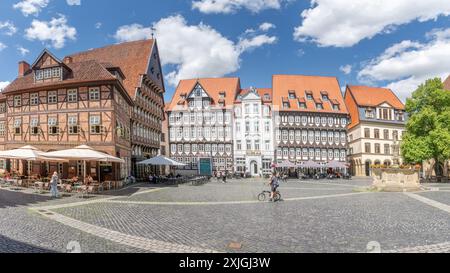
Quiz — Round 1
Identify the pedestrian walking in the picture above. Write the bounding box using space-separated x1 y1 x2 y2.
50 171 60 198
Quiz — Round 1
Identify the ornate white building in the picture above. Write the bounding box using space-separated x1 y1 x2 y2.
233 87 274 177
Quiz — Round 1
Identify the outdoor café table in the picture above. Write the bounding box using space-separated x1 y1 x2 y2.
34 182 45 193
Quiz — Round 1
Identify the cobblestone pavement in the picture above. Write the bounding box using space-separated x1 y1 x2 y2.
1 177 450 253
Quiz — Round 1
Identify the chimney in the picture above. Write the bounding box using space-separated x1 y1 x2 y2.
18 61 30 77
63 56 73 64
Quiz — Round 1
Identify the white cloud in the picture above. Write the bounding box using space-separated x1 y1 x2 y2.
358 28 450 101
237 34 277 52
259 22 275 31
192 0 285 14
25 15 77 49
0 81 10 91
17 46 30 56
95 22 102 29
114 15 277 86
0 21 18 36
66 0 80 5
339 64 352 75
0 43 7 51
294 0 450 47
13 0 49 17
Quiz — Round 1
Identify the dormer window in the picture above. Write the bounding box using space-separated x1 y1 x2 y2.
332 104 340 111
366 109 374 119
298 102 306 109
35 70 43 80
52 67 61 78
305 91 313 100
322 94 329 101
316 103 324 110
288 91 296 99
264 94 270 100
219 92 226 99
283 102 290 109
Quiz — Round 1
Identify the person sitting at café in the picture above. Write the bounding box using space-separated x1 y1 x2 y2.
71 176 79 183
85 175 94 185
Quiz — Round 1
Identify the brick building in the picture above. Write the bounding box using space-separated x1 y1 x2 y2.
0 40 165 180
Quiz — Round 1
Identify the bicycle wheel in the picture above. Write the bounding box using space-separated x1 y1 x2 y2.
274 192 281 202
258 193 266 202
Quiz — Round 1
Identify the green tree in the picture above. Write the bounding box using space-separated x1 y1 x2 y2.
401 78 450 178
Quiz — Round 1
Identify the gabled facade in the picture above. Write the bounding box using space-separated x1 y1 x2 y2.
233 87 274 176
272 75 350 172
1 47 134 180
344 85 407 176
166 78 240 174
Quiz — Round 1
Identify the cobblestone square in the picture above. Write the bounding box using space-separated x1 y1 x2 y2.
1 178 449 253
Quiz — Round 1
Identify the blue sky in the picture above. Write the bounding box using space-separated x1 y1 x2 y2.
0 0 449 102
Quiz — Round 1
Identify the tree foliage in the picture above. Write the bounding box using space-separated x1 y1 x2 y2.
401 78 450 172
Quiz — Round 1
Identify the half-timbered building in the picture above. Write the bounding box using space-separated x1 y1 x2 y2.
1 48 134 180
272 75 350 171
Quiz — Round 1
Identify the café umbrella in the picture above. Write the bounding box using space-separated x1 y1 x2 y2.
44 145 125 180
137 156 186 166
0 145 67 176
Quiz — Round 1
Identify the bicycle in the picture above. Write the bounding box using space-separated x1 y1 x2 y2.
258 190 281 202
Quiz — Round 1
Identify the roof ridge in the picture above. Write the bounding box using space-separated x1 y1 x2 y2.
68 39 154 58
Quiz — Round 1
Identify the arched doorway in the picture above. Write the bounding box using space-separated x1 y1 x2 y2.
250 161 258 176
384 160 391 167
365 160 372 177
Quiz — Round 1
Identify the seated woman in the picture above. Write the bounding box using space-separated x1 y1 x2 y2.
84 175 94 185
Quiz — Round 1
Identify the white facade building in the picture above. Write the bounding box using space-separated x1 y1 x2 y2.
233 88 274 177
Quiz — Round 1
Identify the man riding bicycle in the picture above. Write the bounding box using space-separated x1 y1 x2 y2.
269 172 280 202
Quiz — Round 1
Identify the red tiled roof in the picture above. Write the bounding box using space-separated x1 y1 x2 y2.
3 60 117 93
347 85 405 110
272 75 348 114
167 77 241 110
70 40 154 98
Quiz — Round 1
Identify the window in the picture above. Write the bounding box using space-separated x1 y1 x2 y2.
306 92 313 100
365 109 374 119
253 104 259 114
89 88 100 100
44 69 51 79
14 119 21 135
236 140 242 150
375 144 381 154
298 102 306 109
365 143 371 153
0 122 5 136
265 141 270 151
384 130 390 140
316 103 324 110
48 91 57 104
384 144 390 155
52 67 61 78
14 95 21 107
264 94 270 100
245 121 250 133
35 70 43 80
322 94 329 101
265 121 270 133
90 115 102 134
68 117 79 134
0 103 5 113
254 121 259 133
30 118 39 135
364 128 370 138
246 140 252 150
288 91 296 99
283 102 290 109
393 130 399 141
48 117 59 135
67 89 78 102
374 129 380 139
30 93 39 106
254 140 260 150
332 104 340 111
